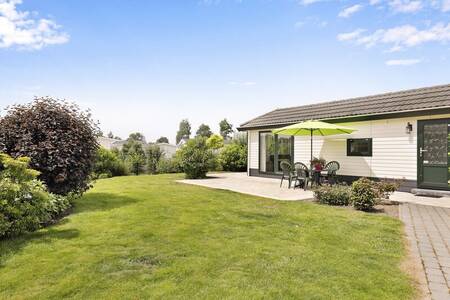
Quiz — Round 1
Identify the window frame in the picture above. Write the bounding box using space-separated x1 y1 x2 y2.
347 138 373 157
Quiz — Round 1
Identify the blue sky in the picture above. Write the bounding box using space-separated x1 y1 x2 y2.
0 0 449 142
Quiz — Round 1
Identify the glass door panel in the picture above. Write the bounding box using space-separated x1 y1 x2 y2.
259 133 293 174
277 135 293 172
259 132 275 173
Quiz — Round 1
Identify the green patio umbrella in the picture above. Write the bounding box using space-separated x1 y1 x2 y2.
272 120 357 168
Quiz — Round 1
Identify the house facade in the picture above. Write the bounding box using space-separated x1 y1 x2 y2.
238 84 450 192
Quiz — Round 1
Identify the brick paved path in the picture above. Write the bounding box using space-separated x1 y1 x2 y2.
400 203 450 299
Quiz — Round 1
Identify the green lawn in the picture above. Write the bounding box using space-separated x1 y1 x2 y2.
0 174 414 299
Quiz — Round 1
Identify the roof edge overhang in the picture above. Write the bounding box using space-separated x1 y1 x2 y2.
237 106 450 131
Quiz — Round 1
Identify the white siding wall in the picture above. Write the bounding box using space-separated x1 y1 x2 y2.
247 113 450 181
248 130 259 171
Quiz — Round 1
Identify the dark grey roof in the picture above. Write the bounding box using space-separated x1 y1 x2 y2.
238 83 450 130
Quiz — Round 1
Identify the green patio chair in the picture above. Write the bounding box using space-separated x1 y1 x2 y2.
322 161 340 185
280 161 296 188
293 162 310 191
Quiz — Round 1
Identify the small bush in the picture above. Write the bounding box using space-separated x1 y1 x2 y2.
314 184 351 206
206 134 224 150
93 148 128 178
147 145 164 174
97 173 111 179
375 180 400 200
219 143 247 172
178 137 215 179
351 178 379 211
122 140 146 175
45 194 73 222
0 154 71 238
157 157 181 174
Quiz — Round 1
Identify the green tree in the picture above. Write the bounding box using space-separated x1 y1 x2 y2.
107 131 122 140
128 132 146 143
179 137 215 179
127 148 146 176
147 145 164 174
232 132 248 146
156 136 169 143
206 134 224 150
176 119 191 144
219 119 233 139
196 124 212 138
121 140 146 175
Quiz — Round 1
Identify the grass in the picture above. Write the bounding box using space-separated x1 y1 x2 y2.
0 174 414 299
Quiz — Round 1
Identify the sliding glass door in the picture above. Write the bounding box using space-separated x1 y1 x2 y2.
259 132 275 172
259 132 293 174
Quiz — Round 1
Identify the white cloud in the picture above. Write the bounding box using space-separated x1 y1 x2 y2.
339 4 363 18
294 17 328 29
0 0 68 50
338 23 450 50
443 0 450 11
299 0 327 5
228 81 256 86
370 0 382 5
385 59 421 65
337 29 366 41
294 21 305 29
388 0 422 13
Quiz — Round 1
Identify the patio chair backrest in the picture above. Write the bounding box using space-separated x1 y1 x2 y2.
280 161 293 176
324 161 340 174
294 162 309 178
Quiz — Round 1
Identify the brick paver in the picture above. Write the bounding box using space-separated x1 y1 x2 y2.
400 203 450 299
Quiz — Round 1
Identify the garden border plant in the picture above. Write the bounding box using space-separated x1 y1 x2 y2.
314 177 400 211
0 153 72 238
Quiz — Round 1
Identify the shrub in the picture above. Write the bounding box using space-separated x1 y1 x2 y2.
45 194 73 222
0 154 71 238
157 157 181 174
314 184 351 206
206 134 224 150
156 136 169 144
122 140 146 175
351 178 379 211
93 148 128 178
0 97 99 195
219 143 247 172
147 145 164 174
178 137 215 179
375 180 400 200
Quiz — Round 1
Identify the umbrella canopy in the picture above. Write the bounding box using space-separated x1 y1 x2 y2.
272 120 357 169
272 120 356 136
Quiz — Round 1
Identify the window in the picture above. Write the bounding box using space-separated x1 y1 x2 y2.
347 138 372 157
259 132 293 173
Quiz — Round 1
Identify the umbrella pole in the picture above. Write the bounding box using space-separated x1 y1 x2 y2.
310 130 313 170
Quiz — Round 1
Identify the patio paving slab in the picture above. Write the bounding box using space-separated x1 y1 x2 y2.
400 203 450 299
391 192 450 208
178 172 314 201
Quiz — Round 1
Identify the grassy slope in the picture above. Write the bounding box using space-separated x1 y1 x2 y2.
0 174 414 299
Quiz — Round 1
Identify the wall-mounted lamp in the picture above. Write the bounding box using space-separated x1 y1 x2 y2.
406 122 413 134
